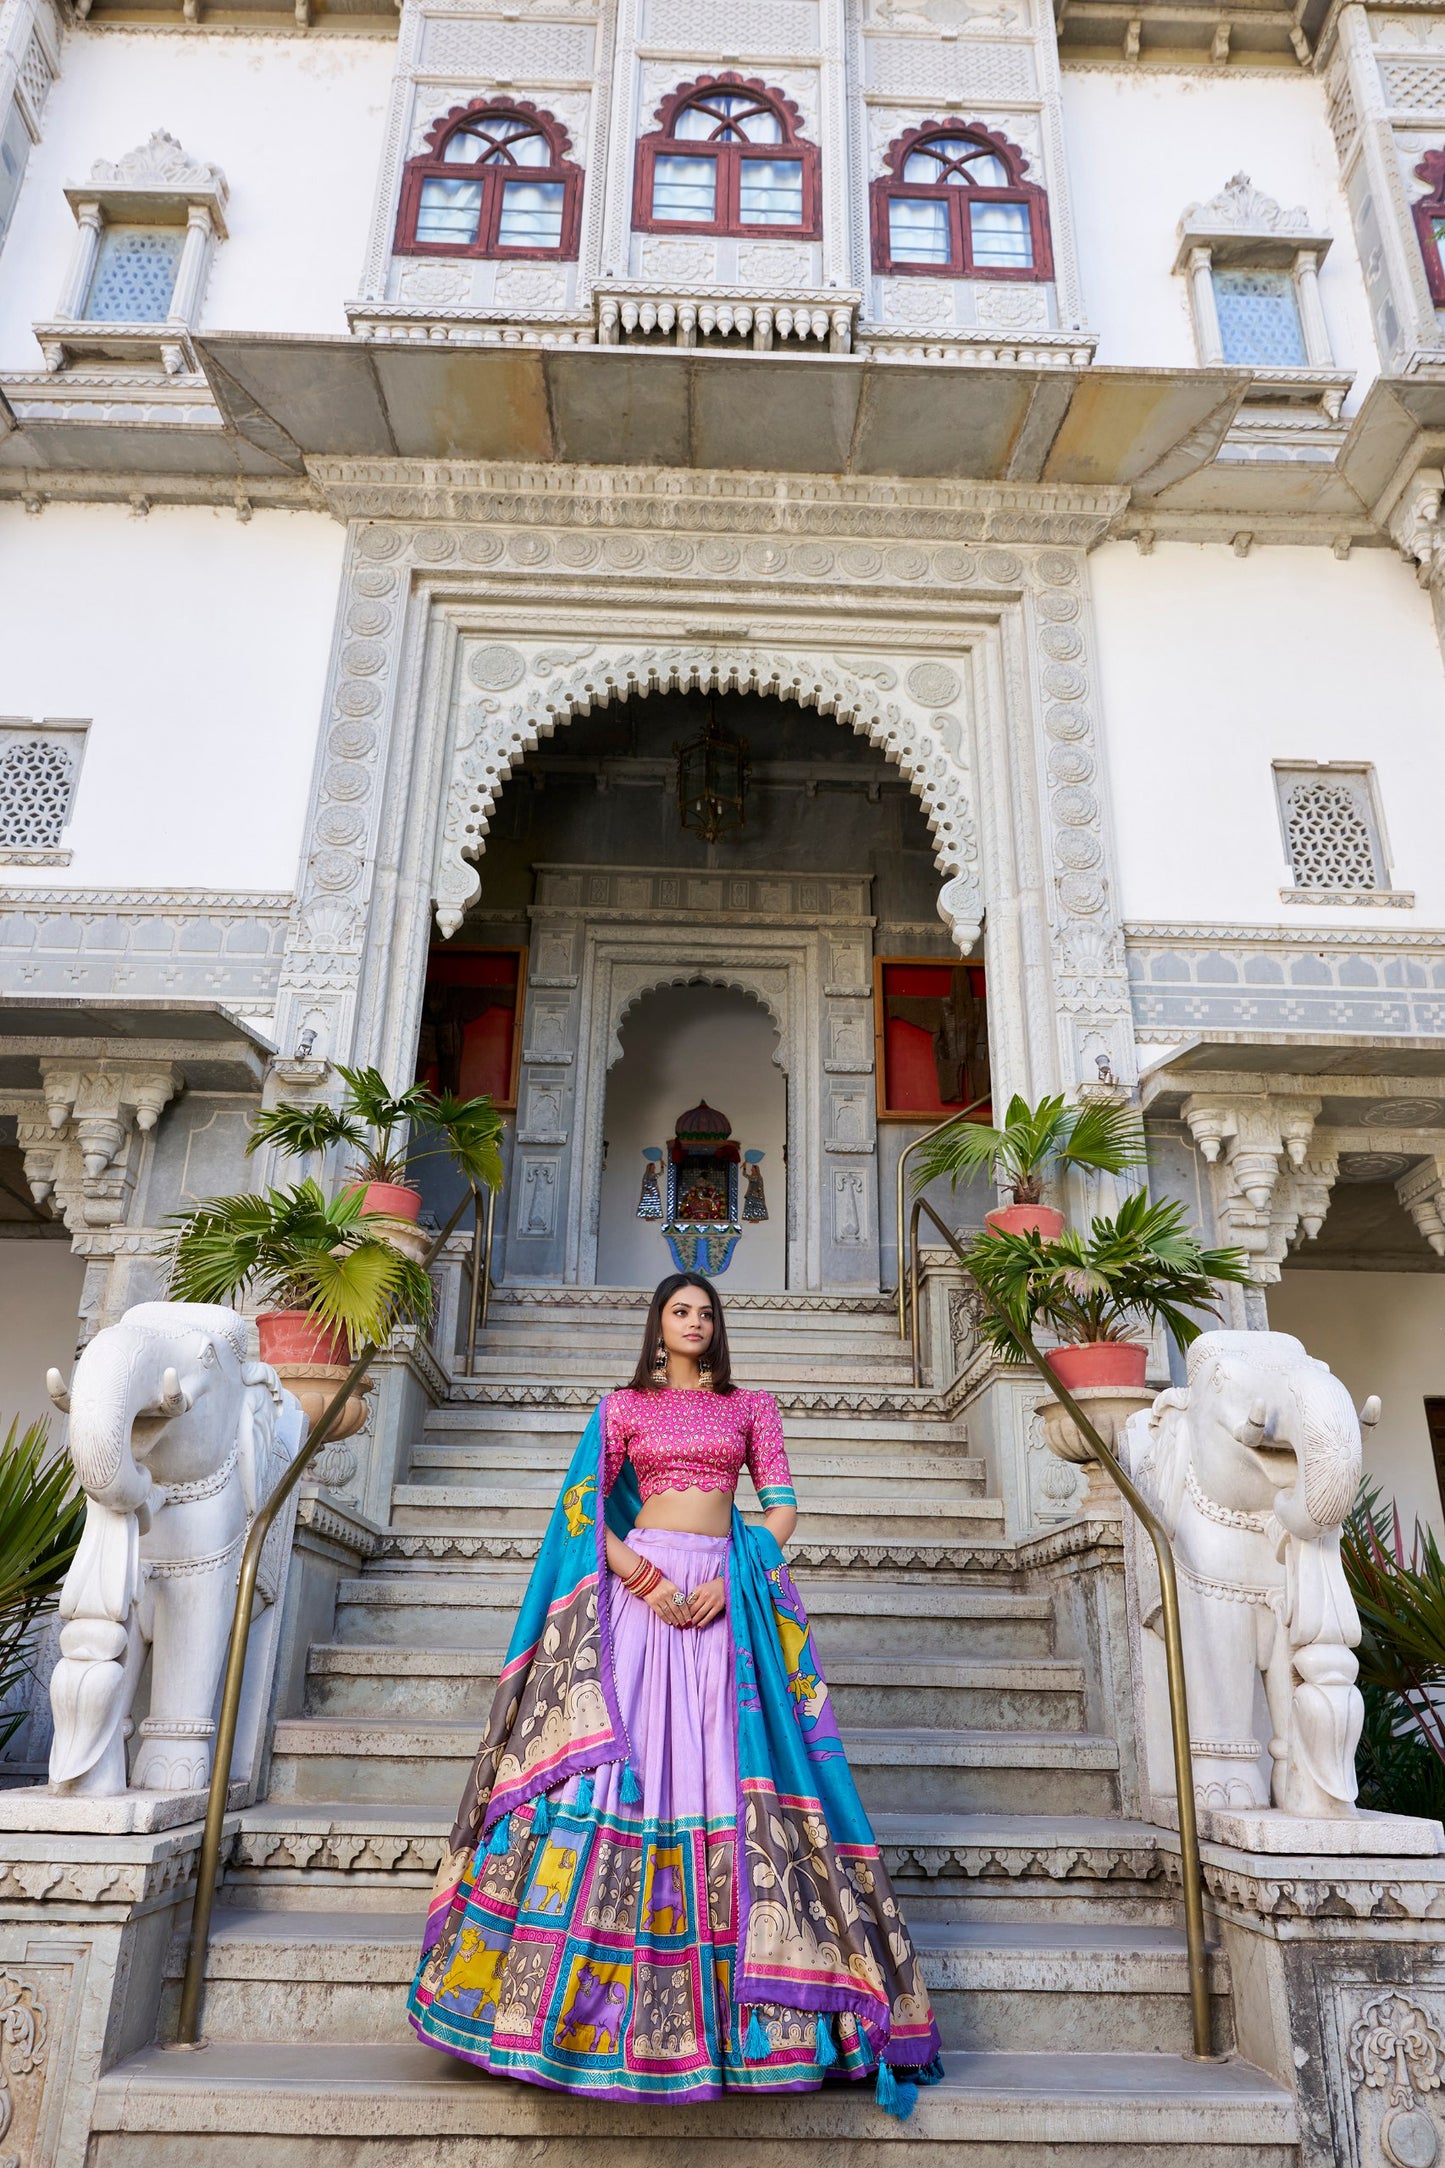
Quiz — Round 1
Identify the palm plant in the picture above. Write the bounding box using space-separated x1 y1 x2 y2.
1341 1487 1445 1785
966 1190 1251 1358
247 1064 504 1193
167 1178 435 1347
911 1090 1147 1203
0 1417 85 1752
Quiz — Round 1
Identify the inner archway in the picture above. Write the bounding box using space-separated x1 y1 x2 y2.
597 982 786 1290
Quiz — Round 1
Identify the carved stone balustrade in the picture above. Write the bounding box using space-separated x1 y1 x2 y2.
596 285 857 354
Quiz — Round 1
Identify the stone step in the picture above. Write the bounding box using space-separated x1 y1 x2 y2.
333 1577 1058 1657
88 2042 1297 2162
486 1286 898 1321
386 1488 1006 1544
422 1405 971 1448
458 1352 919 1386
407 1446 988 1495
264 1719 1120 1816
364 1530 1018 1579
159 1909 1230 2056
442 1380 948 1421
475 1316 913 1354
303 1646 1089 1732
224 1806 1179 1926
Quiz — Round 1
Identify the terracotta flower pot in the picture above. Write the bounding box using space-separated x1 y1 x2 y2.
256 1309 351 1369
256 1310 371 1444
985 1203 1066 1240
1046 1341 1149 1391
358 1181 423 1223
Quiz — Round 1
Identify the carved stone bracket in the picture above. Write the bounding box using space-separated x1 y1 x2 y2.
17 1062 178 1232
1182 1090 1328 1283
1398 1157 1445 1258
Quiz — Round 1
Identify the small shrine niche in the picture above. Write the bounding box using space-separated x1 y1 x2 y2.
637 1098 767 1276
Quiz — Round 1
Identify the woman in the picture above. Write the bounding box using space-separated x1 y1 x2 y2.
408 1272 942 2113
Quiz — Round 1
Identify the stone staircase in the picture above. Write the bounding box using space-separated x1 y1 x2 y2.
87 1287 1300 2162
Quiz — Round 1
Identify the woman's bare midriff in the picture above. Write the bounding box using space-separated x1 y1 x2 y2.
635 1486 734 1536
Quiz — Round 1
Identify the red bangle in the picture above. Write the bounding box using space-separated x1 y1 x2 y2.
628 1559 664 1599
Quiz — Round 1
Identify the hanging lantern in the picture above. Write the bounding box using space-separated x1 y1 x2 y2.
676 707 749 844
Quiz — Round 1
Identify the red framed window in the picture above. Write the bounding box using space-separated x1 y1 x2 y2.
418 947 527 1109
874 957 991 1121
871 122 1052 281
1413 151 1445 305
634 74 820 240
395 101 582 261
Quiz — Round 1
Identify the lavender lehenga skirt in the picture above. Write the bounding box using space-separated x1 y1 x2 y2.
409 1530 850 2098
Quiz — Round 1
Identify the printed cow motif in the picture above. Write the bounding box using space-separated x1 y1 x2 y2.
528 1841 579 1915
556 1961 630 2054
643 1857 687 1935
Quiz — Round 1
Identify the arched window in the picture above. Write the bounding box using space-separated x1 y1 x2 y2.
396 101 582 260
1413 150 1445 305
871 122 1052 280
634 75 819 239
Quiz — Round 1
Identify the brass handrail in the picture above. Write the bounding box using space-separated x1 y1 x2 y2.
905 1193 1214 2062
894 1095 992 1341
463 1127 505 1376
174 1184 481 2048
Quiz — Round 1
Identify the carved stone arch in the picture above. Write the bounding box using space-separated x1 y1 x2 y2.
435 642 982 949
609 965 791 1074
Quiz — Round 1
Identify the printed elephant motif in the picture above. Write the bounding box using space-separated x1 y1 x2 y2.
556 1964 628 2054
643 1861 686 1934
529 1843 578 1914
561 1479 594 1537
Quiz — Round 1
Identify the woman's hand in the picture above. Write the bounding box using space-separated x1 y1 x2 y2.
641 1577 694 1628
687 1575 726 1629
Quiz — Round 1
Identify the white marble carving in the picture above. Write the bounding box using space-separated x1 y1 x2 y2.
1126 1329 1367 1823
44 1303 303 1799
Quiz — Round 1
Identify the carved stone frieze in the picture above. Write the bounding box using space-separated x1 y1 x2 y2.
0 1968 48 2168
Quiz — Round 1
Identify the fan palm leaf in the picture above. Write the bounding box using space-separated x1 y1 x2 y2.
0 1418 84 1750
911 1090 1146 1202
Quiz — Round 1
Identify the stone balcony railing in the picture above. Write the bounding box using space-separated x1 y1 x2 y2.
596 282 858 353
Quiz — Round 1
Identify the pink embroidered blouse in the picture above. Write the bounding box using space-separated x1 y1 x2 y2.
603 1387 796 1511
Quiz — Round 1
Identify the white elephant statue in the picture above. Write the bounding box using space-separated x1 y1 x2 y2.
1126 1328 1369 1820
46 1302 304 1796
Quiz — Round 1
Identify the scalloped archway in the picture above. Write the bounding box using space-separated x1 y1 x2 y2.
433 642 982 952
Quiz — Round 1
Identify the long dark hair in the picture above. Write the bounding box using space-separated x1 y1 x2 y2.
626 1272 735 1394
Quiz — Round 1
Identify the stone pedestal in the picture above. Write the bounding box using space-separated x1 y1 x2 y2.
1035 1384 1156 1521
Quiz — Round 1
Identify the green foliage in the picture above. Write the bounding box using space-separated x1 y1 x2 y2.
910 1091 1148 1205
1341 1487 1445 1789
966 1188 1251 1357
166 1177 435 1349
0 1418 85 1751
1355 1681 1445 1822
248 1064 504 1193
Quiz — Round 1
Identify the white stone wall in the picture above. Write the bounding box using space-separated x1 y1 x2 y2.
0 502 345 890
1062 68 1376 388
1088 537 1445 926
0 1239 83 1437
0 26 393 367
1268 1268 1445 1538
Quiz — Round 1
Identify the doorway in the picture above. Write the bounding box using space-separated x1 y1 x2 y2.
596 983 786 1291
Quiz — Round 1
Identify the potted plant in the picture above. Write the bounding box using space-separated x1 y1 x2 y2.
911 1091 1147 1240
966 1189 1250 1389
167 1178 435 1382
247 1065 505 1228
